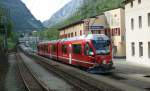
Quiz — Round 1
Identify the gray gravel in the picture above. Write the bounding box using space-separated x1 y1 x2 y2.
20 52 73 91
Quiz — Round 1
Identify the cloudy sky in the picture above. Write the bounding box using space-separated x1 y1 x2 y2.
21 0 71 22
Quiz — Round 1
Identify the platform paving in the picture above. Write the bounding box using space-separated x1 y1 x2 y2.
113 58 150 74
5 54 26 91
0 53 8 91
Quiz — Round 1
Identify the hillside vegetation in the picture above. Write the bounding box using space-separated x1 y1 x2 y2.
0 0 43 32
42 0 124 40
56 0 124 28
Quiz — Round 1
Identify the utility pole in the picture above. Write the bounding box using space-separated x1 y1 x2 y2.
1 16 8 50
0 7 10 54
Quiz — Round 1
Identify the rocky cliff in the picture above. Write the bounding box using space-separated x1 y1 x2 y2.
0 0 43 32
43 0 84 27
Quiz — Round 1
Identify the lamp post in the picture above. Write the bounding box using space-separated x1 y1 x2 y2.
84 16 98 36
32 30 38 51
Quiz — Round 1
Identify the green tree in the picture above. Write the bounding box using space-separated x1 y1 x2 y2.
38 28 59 41
53 0 124 29
0 7 13 53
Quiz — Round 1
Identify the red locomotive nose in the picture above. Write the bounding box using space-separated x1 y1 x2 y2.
95 55 111 64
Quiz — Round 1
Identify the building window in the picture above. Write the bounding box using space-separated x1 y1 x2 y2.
72 44 82 54
139 42 143 57
148 13 150 27
138 0 141 4
139 16 142 28
131 18 134 30
80 30 82 35
71 32 73 37
148 42 150 58
115 28 117 35
118 28 120 36
131 42 135 56
65 34 67 38
51 45 56 52
61 44 67 54
75 32 77 36
130 1 133 8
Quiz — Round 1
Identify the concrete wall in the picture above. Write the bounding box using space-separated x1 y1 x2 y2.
125 0 150 65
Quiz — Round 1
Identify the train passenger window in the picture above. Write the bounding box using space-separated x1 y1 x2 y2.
51 45 56 52
46 45 49 53
72 44 82 54
61 44 67 54
84 43 94 56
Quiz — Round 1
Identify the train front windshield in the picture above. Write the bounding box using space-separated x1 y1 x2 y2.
92 39 110 55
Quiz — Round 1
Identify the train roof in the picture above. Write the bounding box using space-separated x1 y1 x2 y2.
38 40 59 45
38 34 109 45
60 34 109 42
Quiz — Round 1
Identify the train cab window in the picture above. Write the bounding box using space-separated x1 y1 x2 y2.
84 43 94 56
92 40 110 55
61 44 68 54
46 45 49 53
72 44 82 54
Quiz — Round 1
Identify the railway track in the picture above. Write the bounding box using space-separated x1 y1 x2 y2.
29 54 150 91
30 55 102 91
16 53 50 91
20 49 124 91
21 48 148 91
18 47 150 91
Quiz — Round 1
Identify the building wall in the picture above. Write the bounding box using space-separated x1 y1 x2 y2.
125 0 150 65
85 15 107 34
105 8 126 58
59 23 84 38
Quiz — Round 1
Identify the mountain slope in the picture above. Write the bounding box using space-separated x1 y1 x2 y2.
0 0 43 32
44 0 124 28
43 0 84 27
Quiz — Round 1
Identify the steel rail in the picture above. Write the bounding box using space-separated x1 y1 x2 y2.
16 53 50 91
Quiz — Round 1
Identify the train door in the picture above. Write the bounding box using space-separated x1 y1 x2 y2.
82 42 95 68
69 44 72 64
72 42 83 66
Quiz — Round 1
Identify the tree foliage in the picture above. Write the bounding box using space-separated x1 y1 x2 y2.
39 0 124 41
55 0 124 29
38 28 59 41
0 7 14 51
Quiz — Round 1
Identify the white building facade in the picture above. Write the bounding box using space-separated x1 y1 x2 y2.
125 0 150 66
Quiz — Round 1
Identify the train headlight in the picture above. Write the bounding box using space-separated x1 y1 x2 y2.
102 60 107 64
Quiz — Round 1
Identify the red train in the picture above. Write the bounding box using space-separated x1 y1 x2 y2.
37 34 114 73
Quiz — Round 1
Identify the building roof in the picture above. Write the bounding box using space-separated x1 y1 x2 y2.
123 0 135 4
58 20 84 31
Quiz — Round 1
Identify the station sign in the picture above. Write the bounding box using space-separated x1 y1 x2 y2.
90 25 104 30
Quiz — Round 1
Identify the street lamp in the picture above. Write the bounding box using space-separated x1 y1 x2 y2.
32 30 38 51
84 16 98 36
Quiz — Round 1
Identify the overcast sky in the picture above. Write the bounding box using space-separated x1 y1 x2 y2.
21 0 71 22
